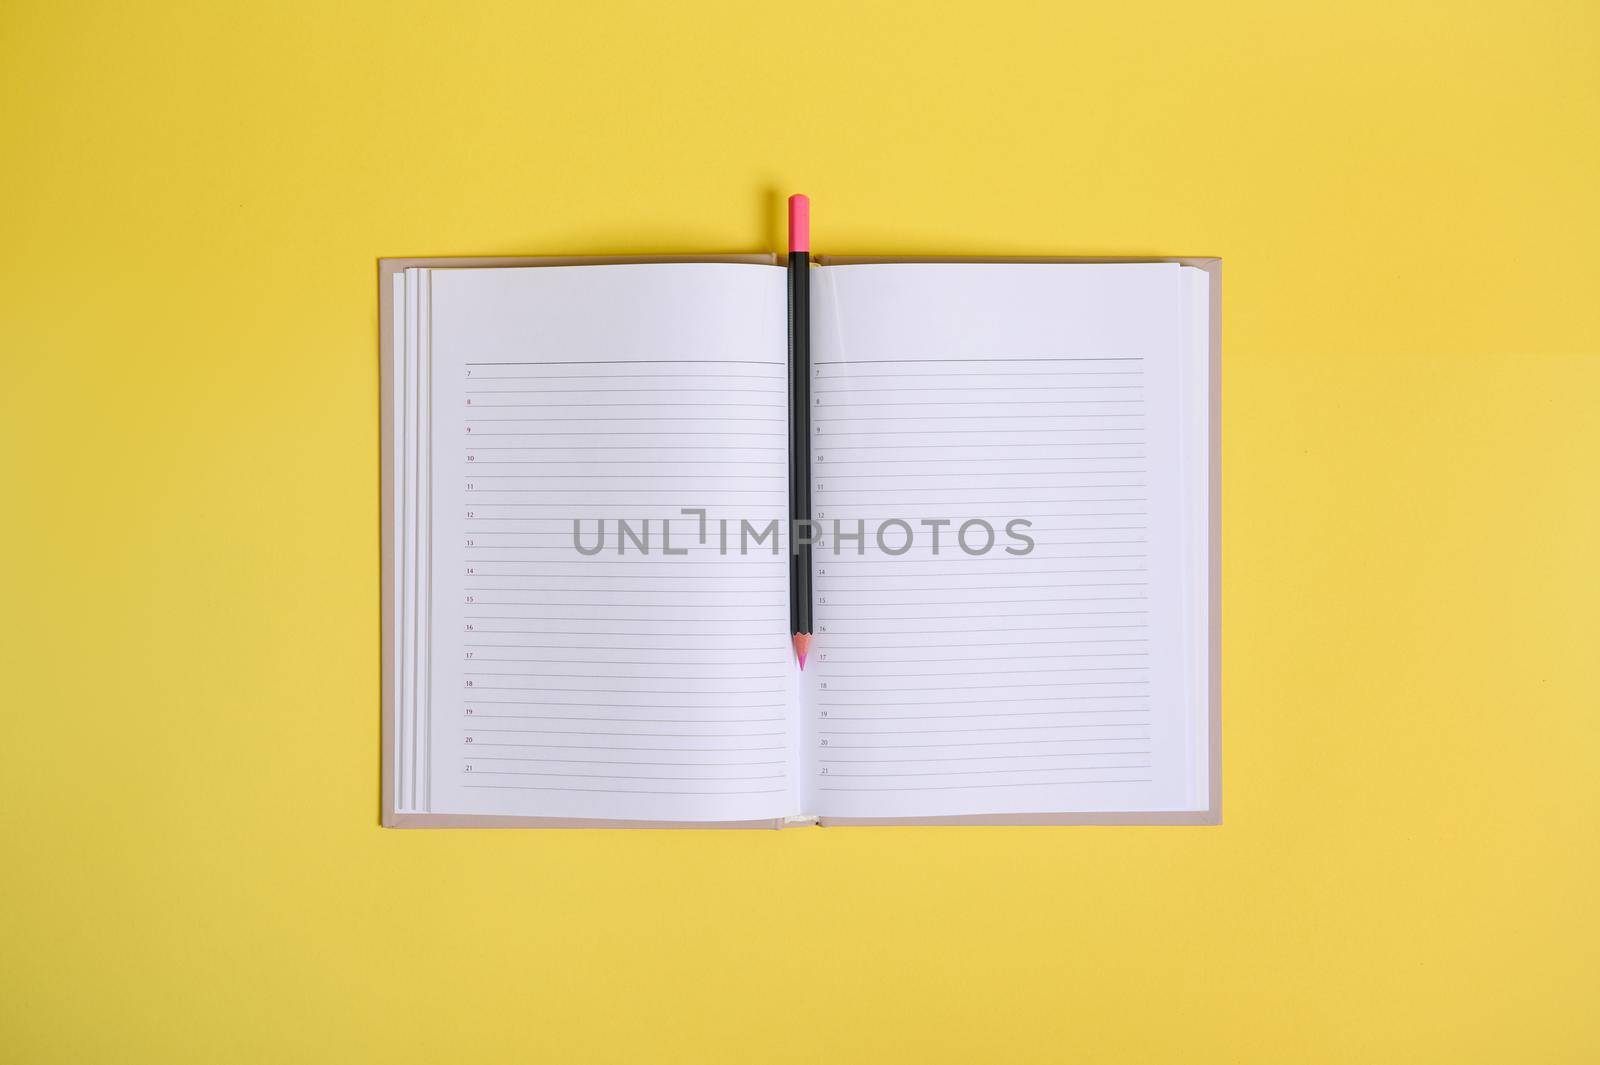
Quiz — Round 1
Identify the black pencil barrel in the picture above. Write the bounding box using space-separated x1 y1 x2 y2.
788 254 812 634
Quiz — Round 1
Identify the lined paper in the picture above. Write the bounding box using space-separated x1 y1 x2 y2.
417 264 798 822
806 263 1209 819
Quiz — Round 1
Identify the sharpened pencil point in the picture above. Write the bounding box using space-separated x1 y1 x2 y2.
791 632 812 669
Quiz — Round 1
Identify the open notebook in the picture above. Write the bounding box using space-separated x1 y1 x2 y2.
381 254 1219 827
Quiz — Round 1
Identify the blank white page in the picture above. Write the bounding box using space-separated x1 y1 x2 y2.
401 263 799 823
805 263 1210 820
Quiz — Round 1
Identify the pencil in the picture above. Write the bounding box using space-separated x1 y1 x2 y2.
787 193 813 669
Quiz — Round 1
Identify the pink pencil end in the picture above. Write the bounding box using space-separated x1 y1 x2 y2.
788 194 810 254
791 632 812 670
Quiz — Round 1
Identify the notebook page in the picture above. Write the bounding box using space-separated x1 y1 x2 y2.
410 264 798 823
805 263 1209 819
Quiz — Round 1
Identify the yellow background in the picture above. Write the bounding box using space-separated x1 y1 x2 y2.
3 0 1598 1061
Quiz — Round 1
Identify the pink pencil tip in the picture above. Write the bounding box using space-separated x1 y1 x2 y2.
788 194 810 255
791 632 812 669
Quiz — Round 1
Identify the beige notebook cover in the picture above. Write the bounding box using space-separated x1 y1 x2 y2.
381 253 1219 828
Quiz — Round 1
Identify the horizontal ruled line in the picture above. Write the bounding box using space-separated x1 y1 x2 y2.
821 667 1149 678
813 357 1144 364
470 402 784 409
464 652 787 658
817 417 1143 425
816 563 1147 573
460 617 790 626
464 576 785 582
819 638 1149 650
819 779 1151 791
467 771 786 782
470 757 787 767
825 765 1150 778
464 785 787 795
820 593 1148 607
467 470 784 473
817 429 1145 437
819 475 1147 484
821 722 1148 735
467 457 777 463
826 709 1149 720
467 598 779 608
465 645 783 654
816 389 1142 397
818 444 1142 451
466 715 786 724
469 416 782 423
814 505 1148 511
818 460 1144 467
465 446 786 452
817 694 1148 707
468 686 784 694
822 653 1150 670
465 670 784 680
821 610 1149 621
467 359 784 366
822 738 1150 750
470 743 786 752
815 371 1143 379
822 751 1151 764
460 556 784 562
825 680 1149 694
817 535 1149 546
470 701 786 710
467 489 782 493
463 625 783 633
471 728 787 738
467 387 784 394
469 433 786 437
